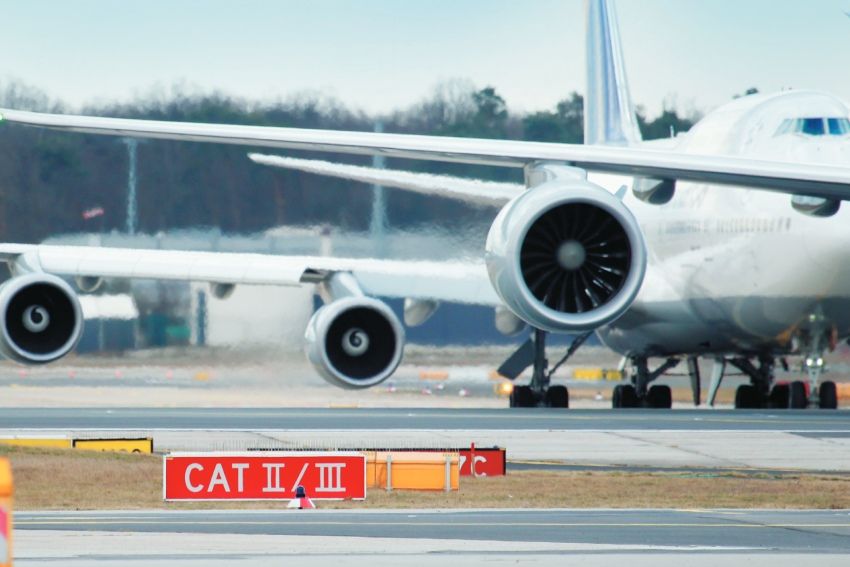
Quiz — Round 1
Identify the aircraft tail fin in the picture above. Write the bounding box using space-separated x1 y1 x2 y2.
584 0 642 146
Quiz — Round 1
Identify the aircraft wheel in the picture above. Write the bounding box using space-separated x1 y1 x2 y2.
734 384 759 409
647 385 672 409
612 384 638 408
768 384 790 409
612 385 622 408
819 381 838 410
789 381 807 409
510 385 535 408
546 385 569 409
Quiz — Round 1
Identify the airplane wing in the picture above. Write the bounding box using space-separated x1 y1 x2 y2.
247 153 522 206
0 244 500 306
4 108 850 199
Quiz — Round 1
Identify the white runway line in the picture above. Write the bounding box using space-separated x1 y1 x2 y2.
13 530 756 558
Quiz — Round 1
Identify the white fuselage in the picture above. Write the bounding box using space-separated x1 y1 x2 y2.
595 90 850 356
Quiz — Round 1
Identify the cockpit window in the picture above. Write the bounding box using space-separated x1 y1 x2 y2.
827 118 850 135
802 118 825 135
776 117 850 137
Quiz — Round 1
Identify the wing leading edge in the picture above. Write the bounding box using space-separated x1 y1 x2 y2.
4 108 850 199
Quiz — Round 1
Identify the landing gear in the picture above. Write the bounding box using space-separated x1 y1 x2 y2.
502 329 589 408
788 381 807 409
797 308 838 409
767 383 789 409
612 384 637 408
728 355 775 410
611 356 678 409
819 381 838 410
718 349 838 410
509 385 535 408
734 384 759 409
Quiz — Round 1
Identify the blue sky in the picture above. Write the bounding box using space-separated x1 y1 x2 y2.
1 0 849 118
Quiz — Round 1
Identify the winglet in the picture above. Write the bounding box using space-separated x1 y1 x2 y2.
584 0 642 146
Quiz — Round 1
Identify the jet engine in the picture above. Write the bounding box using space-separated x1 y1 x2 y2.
485 176 647 333
304 296 404 389
0 273 83 364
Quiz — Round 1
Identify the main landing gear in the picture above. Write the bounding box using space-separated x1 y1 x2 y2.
611 356 679 409
706 353 838 410
499 329 591 408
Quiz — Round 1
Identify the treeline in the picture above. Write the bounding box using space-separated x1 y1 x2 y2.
0 80 697 243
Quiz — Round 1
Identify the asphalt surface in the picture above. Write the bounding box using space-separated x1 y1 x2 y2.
15 509 850 552
2 407 849 431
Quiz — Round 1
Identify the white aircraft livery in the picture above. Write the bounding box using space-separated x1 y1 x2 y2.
1 0 850 410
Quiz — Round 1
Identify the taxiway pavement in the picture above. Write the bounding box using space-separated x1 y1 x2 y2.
3 408 850 471
1 407 848 430
13 509 850 566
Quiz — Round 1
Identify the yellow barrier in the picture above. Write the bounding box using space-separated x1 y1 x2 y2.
364 452 459 491
837 383 850 401
0 437 72 449
573 368 623 381
73 438 153 454
0 458 12 567
0 437 153 454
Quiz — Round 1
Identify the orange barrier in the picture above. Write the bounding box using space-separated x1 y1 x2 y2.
364 451 459 491
0 458 12 567
418 370 449 381
837 383 850 401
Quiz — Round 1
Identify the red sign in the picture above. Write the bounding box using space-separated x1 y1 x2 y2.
459 448 506 477
0 505 7 561
164 452 366 501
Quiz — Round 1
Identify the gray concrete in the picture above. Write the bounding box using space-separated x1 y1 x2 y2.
3 407 850 470
1 407 848 431
13 509 850 566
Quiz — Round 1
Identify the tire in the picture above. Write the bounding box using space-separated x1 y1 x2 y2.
768 384 790 409
612 385 622 408
510 385 535 408
647 385 672 409
789 381 807 409
620 384 638 408
546 385 569 408
735 384 759 409
819 381 838 410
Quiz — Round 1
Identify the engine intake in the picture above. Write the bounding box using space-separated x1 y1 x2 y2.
0 273 83 363
305 296 404 389
486 177 646 333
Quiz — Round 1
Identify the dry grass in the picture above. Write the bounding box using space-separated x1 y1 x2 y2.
2 445 849 510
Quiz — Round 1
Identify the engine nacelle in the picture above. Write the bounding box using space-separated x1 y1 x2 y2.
304 296 404 389
0 273 83 364
485 177 647 333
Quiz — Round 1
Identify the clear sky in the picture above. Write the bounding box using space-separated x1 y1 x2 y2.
1 0 849 118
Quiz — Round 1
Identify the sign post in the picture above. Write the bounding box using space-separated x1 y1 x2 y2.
164 452 366 501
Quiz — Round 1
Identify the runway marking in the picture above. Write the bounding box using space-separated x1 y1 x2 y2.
15 520 850 529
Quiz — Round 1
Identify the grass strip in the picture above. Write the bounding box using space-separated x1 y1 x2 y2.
2 445 848 510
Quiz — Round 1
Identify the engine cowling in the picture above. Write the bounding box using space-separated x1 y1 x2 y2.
0 273 83 364
485 177 647 333
304 296 404 389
